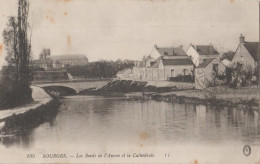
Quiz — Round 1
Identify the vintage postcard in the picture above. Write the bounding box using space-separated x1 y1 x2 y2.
0 0 260 163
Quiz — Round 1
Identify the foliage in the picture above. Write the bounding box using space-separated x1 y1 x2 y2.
169 75 194 83
0 0 32 109
66 60 134 78
228 62 254 88
220 51 235 61
208 72 226 87
0 79 32 110
3 0 32 86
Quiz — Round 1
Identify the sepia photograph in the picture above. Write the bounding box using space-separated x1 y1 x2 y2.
0 0 260 163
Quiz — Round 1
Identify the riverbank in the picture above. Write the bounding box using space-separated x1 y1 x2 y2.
80 79 260 108
0 86 60 135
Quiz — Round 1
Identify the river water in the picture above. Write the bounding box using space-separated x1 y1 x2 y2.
1 95 260 163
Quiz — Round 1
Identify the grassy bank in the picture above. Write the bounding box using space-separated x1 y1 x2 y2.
0 97 60 135
80 79 260 108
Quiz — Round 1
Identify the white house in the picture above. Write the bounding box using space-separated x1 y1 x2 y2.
231 34 259 69
195 58 226 89
187 44 220 67
151 45 194 81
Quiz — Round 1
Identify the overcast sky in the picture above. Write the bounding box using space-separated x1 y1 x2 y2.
0 0 259 67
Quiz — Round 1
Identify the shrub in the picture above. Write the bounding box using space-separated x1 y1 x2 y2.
0 81 32 110
228 62 254 88
169 75 194 83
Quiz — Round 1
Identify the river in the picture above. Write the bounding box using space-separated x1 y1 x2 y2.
0 95 260 163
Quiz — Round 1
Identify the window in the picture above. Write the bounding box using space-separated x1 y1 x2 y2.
171 69 174 77
213 64 218 75
183 69 187 76
164 52 168 56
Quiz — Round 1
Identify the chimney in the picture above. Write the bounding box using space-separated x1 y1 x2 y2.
179 45 183 49
154 44 158 49
239 34 245 44
172 47 175 55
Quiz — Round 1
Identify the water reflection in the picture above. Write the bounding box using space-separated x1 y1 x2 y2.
0 102 59 148
0 96 260 150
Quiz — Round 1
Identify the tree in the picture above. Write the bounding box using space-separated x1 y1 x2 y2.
3 17 19 81
1 0 32 108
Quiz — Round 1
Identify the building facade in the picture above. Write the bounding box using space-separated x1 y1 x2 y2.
195 58 226 89
122 45 194 81
32 49 88 70
231 34 258 69
187 44 220 67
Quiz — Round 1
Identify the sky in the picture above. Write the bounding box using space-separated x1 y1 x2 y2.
0 0 259 67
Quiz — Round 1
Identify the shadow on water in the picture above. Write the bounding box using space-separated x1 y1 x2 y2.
0 99 60 148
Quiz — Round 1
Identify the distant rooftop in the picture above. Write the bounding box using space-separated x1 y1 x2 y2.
197 58 216 68
155 46 187 56
50 55 88 60
243 42 259 60
192 45 219 56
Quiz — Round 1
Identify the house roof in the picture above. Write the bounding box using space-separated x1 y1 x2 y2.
197 58 216 68
162 58 194 66
243 42 259 60
151 57 162 68
156 47 187 56
192 45 219 56
220 51 235 61
50 55 88 61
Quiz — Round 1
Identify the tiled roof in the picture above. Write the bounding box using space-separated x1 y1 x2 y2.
162 58 194 66
197 58 216 68
243 42 258 60
192 45 219 56
156 47 187 56
51 55 87 61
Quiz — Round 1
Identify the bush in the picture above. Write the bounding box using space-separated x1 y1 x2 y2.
0 81 32 110
169 75 194 83
66 61 134 78
228 62 254 88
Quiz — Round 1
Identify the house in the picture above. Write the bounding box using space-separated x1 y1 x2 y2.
151 45 194 81
116 68 133 79
195 58 226 89
231 34 259 69
133 55 157 81
187 44 220 67
130 45 194 81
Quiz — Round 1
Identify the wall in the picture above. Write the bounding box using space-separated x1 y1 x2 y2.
152 68 159 81
203 59 226 81
164 65 194 80
158 60 165 81
187 46 200 67
195 59 226 89
117 69 132 79
232 44 256 68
